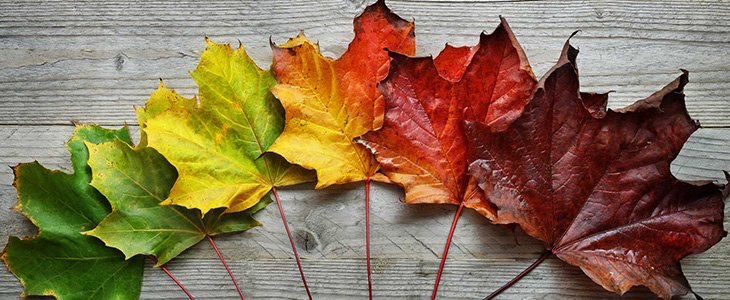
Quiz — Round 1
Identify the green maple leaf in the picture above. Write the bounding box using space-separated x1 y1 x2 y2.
138 38 314 215
83 137 270 265
2 125 144 300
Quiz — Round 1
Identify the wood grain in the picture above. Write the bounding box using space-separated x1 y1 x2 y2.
1 0 729 299
0 0 729 126
1 257 728 299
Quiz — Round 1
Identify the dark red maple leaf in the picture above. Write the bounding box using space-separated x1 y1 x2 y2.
360 18 536 299
466 37 727 299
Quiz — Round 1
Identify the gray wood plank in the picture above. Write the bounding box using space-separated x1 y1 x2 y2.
0 0 729 126
1 257 727 299
0 125 728 299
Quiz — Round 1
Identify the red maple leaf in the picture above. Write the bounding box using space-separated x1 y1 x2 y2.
360 18 536 299
466 37 727 299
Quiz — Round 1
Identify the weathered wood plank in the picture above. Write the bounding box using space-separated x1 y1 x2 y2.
0 125 728 299
1 257 727 299
0 0 729 126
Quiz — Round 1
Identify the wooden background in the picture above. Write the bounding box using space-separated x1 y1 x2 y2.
0 0 728 299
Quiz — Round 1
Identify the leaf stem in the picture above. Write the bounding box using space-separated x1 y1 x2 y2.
431 201 466 300
365 177 373 300
206 235 246 300
151 256 195 299
272 187 313 300
483 250 552 300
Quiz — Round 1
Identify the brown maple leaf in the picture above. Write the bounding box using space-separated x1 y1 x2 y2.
466 37 727 299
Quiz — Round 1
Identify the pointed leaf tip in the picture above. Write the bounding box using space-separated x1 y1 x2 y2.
365 0 406 23
722 171 730 198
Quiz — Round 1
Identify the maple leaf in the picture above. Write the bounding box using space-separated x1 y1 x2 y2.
2 125 144 300
267 0 415 187
139 40 313 215
83 137 270 266
467 38 727 299
359 18 536 299
361 17 535 216
267 1 416 297
138 40 315 298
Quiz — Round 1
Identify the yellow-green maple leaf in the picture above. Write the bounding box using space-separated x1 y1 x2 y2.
138 39 313 215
